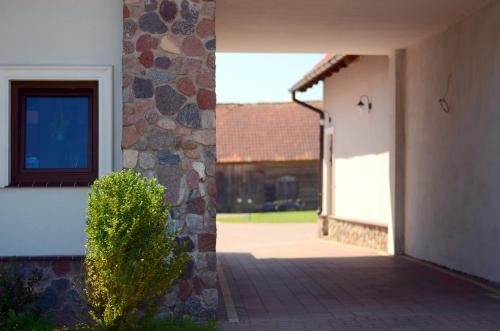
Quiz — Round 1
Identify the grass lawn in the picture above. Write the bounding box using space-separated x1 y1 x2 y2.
217 210 317 223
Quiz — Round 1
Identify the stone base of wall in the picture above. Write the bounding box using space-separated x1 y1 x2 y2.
0 254 217 325
317 215 328 237
0 257 87 327
327 218 388 251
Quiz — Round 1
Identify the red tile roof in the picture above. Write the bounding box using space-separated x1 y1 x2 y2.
290 54 360 92
216 102 321 163
307 53 337 75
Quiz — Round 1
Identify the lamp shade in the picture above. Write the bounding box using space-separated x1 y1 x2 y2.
356 95 372 112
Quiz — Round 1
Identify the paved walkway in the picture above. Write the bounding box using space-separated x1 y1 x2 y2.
217 223 500 330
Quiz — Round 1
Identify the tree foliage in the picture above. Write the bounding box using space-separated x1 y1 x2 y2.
84 170 189 329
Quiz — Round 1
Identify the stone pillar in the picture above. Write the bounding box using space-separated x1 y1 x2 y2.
122 0 217 320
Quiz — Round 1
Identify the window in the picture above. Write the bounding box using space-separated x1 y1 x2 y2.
10 81 98 186
276 175 297 201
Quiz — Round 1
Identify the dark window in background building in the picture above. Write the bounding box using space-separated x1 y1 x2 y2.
276 175 297 201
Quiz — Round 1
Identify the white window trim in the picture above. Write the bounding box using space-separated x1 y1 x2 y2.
0 66 113 188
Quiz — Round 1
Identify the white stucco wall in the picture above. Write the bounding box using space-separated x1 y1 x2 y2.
404 0 500 282
324 56 395 228
0 0 123 256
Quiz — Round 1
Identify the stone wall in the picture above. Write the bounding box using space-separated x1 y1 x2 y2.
317 215 328 237
122 0 217 320
327 218 388 252
0 258 86 327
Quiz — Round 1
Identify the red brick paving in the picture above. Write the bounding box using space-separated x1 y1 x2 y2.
217 223 500 330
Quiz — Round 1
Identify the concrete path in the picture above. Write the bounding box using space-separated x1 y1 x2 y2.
217 223 500 330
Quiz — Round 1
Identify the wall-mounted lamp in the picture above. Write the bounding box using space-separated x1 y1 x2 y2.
356 95 372 113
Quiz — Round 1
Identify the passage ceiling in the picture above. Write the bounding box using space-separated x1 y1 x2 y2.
216 0 491 54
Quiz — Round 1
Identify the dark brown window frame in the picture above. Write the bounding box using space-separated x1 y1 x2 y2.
10 81 99 187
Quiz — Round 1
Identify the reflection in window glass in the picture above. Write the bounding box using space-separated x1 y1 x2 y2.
25 97 89 169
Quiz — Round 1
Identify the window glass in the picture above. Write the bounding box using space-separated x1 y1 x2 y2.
276 175 297 200
25 96 89 169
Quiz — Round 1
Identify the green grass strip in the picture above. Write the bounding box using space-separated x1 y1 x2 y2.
217 210 317 223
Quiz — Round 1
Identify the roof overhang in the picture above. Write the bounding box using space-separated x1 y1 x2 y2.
289 55 360 92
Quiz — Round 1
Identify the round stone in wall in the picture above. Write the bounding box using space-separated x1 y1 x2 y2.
205 38 216 51
147 69 175 85
176 78 196 96
197 89 216 110
123 149 139 168
123 19 138 39
201 288 218 307
139 51 155 68
139 152 157 170
157 117 177 130
172 21 196 35
181 36 205 57
155 85 187 115
177 103 201 128
180 0 198 23
184 297 203 316
133 77 154 99
155 56 171 69
160 35 181 54
158 151 181 166
159 0 177 23
139 12 168 34
196 19 215 39
146 127 176 150
157 165 184 205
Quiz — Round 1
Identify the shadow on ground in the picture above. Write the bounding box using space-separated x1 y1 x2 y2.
217 253 500 331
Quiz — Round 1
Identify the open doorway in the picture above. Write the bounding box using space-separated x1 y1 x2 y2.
213 51 500 331
215 53 394 250
213 52 404 327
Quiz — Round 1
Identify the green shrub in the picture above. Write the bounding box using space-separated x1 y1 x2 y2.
75 317 218 331
0 309 57 331
140 316 218 331
84 170 189 329
0 265 42 322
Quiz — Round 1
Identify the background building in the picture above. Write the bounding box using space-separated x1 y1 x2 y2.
216 102 320 213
